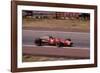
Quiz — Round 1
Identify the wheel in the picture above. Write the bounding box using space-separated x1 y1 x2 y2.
67 42 73 47
34 38 42 46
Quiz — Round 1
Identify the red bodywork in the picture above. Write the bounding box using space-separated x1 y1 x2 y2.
47 38 72 46
35 36 73 47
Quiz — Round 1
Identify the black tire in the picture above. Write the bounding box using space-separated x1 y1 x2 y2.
68 42 73 47
34 38 42 46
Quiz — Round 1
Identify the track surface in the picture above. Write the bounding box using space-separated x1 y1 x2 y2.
22 30 90 48
22 29 90 58
23 46 89 59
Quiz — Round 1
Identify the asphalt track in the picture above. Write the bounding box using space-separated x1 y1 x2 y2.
22 29 90 58
22 30 90 48
23 46 89 59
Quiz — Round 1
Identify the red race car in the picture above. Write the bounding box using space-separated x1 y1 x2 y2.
34 36 73 47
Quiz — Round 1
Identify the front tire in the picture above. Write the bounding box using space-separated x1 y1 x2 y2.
67 43 73 47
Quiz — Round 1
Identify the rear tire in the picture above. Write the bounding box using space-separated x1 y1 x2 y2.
34 38 42 46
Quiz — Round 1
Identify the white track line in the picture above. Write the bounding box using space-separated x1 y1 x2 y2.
22 44 89 49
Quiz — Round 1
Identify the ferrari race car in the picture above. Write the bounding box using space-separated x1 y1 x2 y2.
34 36 73 47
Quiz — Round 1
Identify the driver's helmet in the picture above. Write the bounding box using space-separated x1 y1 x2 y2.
66 39 71 41
49 36 53 39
